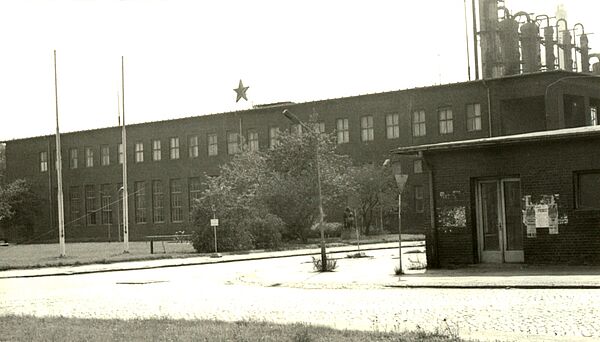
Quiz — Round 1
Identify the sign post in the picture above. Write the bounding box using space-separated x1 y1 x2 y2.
210 207 221 258
394 173 409 275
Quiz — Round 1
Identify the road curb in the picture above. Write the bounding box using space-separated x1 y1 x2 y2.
0 244 409 279
385 284 600 289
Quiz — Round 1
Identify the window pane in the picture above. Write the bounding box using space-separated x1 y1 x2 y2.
152 140 162 161
171 179 183 222
70 148 78 169
578 172 600 209
85 185 97 225
100 184 112 225
208 133 218 156
152 180 164 223
69 186 81 226
189 136 199 158
170 138 180 159
269 127 279 148
134 181 146 223
135 142 144 163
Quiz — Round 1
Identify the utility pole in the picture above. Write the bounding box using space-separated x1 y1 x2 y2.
121 56 129 253
53 50 66 257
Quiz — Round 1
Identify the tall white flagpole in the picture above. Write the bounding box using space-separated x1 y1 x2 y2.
121 56 130 253
53 50 66 257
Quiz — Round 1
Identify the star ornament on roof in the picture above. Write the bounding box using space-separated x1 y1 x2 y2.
233 80 249 102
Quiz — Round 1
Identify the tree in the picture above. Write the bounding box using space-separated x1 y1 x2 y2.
263 127 352 242
0 179 42 241
190 121 353 249
347 163 397 235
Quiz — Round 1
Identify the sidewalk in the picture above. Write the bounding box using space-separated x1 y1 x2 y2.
2 241 600 289
0 241 407 279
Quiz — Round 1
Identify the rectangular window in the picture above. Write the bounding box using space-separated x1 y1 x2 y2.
576 171 600 209
360 115 374 142
412 110 426 137
69 186 81 226
227 132 240 155
438 107 453 134
336 118 349 144
100 184 112 225
40 151 48 172
291 123 303 136
269 127 280 148
152 140 162 161
189 177 202 217
152 180 164 223
413 159 423 174
207 133 218 156
591 106 598 126
85 185 97 225
69 148 78 169
101 145 110 166
467 103 482 132
85 147 94 167
248 130 259 152
188 136 199 158
386 113 400 139
414 185 424 213
118 144 124 164
170 179 183 222
134 181 147 223
135 142 144 163
170 137 180 160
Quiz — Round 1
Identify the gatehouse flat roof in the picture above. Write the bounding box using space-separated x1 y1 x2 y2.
392 125 600 155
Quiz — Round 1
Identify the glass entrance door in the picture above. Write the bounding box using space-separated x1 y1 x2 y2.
476 179 524 263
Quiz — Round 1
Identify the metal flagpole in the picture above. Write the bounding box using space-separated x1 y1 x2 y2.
53 50 66 257
121 56 130 253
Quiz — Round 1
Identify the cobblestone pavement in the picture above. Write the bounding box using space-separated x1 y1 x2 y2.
1 250 599 341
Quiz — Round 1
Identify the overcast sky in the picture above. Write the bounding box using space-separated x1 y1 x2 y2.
0 0 598 141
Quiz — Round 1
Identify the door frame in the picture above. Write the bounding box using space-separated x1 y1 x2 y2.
475 178 524 263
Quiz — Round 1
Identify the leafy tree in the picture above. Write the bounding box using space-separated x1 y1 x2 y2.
0 179 41 240
263 127 352 242
347 163 397 235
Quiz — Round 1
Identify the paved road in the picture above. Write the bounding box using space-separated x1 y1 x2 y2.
1 249 599 341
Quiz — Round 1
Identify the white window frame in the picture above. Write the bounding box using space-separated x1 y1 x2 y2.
386 113 400 139
412 110 426 137
336 118 349 144
360 115 374 142
438 107 453 135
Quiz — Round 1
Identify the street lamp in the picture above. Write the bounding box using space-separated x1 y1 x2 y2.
282 109 327 272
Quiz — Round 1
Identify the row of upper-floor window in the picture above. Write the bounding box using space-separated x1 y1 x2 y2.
37 105 485 172
67 177 208 226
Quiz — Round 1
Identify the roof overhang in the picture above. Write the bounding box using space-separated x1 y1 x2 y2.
391 125 600 155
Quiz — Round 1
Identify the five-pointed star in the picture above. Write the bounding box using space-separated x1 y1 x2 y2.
234 80 249 102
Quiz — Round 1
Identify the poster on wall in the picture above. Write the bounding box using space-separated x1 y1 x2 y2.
524 205 536 238
534 204 549 228
548 202 559 234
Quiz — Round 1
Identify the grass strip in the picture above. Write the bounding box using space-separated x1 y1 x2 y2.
0 315 471 342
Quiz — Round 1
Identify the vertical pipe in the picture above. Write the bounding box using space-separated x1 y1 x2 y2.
472 0 480 80
53 50 66 257
121 56 130 253
464 0 472 80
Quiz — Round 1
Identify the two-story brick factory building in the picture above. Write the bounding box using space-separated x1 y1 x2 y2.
2 70 600 252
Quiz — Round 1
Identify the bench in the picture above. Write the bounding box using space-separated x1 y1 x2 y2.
145 234 192 254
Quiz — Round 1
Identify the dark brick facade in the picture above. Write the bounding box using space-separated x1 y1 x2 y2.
3 71 600 243
421 135 600 266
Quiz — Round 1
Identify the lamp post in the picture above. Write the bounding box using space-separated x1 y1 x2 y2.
282 109 327 272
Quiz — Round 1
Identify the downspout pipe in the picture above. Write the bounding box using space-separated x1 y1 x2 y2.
481 79 493 137
423 152 439 269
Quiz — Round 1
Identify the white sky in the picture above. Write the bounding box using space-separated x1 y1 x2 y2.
0 0 598 141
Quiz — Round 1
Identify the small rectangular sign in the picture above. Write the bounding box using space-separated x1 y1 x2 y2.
210 219 219 227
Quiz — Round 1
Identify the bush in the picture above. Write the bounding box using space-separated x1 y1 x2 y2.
311 255 337 272
244 214 284 250
191 223 254 253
